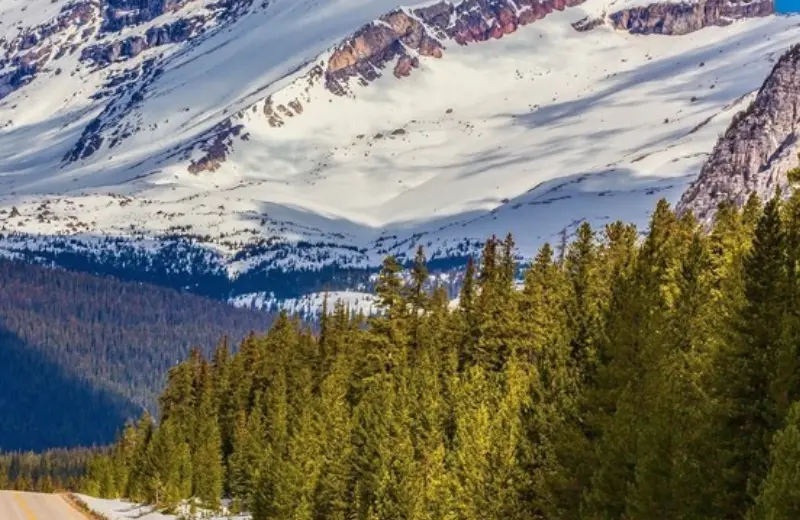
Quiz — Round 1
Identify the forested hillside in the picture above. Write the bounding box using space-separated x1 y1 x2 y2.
85 180 800 519
0 261 273 451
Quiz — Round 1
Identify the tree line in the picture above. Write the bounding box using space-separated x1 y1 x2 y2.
0 448 95 492
85 185 800 519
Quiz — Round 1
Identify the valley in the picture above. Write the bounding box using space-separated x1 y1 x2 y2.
4 0 800 517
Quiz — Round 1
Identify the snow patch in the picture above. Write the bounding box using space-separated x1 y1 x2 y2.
231 290 379 316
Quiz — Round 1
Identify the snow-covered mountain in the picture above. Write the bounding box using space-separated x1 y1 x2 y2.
0 0 797 301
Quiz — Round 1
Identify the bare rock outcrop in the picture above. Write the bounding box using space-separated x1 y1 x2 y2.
0 1 99 100
325 0 585 94
81 17 206 66
609 0 773 35
187 0 589 172
188 120 247 174
677 44 800 222
102 0 196 31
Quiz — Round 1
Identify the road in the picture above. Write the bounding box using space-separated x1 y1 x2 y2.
0 491 89 520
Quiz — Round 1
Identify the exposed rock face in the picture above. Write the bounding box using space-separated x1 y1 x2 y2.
188 120 247 174
0 0 256 104
393 55 419 78
677 44 800 222
325 0 585 94
572 15 605 32
64 58 164 163
101 0 252 30
185 0 589 171
609 0 773 35
81 17 205 66
0 1 99 100
102 0 196 31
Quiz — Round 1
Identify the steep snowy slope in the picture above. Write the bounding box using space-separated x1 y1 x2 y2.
0 0 797 300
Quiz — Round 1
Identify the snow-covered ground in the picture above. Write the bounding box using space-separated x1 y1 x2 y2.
0 0 798 289
77 495 250 520
231 290 379 316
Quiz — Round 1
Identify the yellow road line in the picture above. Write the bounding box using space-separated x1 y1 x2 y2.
12 492 38 520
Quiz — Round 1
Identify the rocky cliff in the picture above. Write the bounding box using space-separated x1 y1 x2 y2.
677 44 800 222
325 0 585 95
0 1 98 99
189 0 587 172
81 17 206 67
609 0 773 35
102 0 196 31
0 0 253 102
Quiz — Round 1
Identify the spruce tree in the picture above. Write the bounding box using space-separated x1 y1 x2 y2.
142 419 191 508
228 406 266 508
716 194 788 517
584 201 684 519
475 235 521 371
253 367 290 520
126 411 155 502
313 355 354 520
564 222 603 383
518 242 583 519
191 361 223 509
750 400 800 520
457 256 480 370
624 232 718 520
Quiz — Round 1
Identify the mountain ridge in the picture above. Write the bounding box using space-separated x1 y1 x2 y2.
0 0 798 300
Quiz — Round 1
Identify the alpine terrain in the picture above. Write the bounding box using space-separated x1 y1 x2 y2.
0 0 799 306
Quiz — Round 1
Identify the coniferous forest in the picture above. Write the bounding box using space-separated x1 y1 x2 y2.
0 260 273 451
84 186 800 519
0 449 95 492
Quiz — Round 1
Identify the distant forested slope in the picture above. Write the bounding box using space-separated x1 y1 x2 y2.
0 260 273 451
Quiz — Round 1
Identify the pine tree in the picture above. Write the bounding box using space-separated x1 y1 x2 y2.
212 338 235 467
564 222 603 383
126 411 155 501
366 256 410 376
85 454 116 498
277 360 324 520
409 334 454 520
715 194 788 516
351 363 420 520
142 419 192 508
228 406 266 508
777 177 800 417
457 256 480 370
749 400 800 520
253 367 290 520
191 360 223 509
313 354 355 520
160 356 198 442
408 246 430 352
623 232 718 520
450 363 526 520
584 201 684 519
518 242 582 519
475 235 521 371
375 256 407 321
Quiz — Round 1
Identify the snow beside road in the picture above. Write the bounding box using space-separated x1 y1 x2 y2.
77 495 250 520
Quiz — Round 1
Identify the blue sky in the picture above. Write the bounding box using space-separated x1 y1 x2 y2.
776 0 800 12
